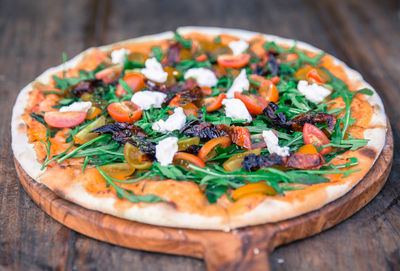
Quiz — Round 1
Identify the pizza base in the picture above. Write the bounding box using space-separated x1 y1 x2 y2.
11 27 387 230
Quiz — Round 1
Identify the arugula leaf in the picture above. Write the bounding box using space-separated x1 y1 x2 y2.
173 32 191 48
152 46 163 62
29 113 46 126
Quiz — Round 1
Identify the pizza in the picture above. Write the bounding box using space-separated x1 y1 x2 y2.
11 27 387 230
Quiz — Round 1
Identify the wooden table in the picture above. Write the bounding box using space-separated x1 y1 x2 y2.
1 0 399 270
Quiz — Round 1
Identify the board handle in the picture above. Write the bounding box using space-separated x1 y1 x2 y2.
200 228 276 271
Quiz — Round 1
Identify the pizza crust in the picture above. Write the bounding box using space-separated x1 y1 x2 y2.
11 27 387 230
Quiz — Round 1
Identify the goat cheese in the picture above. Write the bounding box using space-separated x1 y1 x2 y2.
131 91 167 110
184 68 218 87
141 57 168 83
111 48 130 65
222 98 252 122
155 137 178 166
59 101 92 113
226 69 249 98
228 40 249 55
262 130 290 157
152 107 187 133
297 80 331 104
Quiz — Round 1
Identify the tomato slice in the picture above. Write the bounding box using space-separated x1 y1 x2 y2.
99 163 135 180
177 137 200 151
258 80 279 103
198 136 232 161
222 148 261 172
182 103 199 117
195 53 208 62
168 96 184 107
297 144 318 154
271 76 280 84
200 86 212 96
107 101 142 123
217 54 251 69
302 123 332 155
86 106 102 120
295 67 331 83
173 152 206 169
44 111 86 128
249 74 265 85
115 73 145 97
232 182 277 200
230 126 252 149
203 93 226 112
95 65 122 84
234 92 267 115
123 143 152 169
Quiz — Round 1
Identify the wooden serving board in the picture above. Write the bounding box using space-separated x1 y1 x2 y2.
14 126 393 271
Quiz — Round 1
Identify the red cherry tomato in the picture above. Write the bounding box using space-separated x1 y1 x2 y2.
234 92 268 115
115 73 145 97
107 101 142 123
203 93 226 112
303 123 332 155
198 136 232 161
217 54 251 69
306 68 324 84
173 152 206 169
44 111 86 128
258 80 279 103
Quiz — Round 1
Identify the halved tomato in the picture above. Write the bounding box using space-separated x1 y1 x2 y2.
232 182 277 200
222 148 262 172
230 126 252 149
297 144 318 154
217 54 251 69
182 103 199 117
99 163 135 180
200 86 212 96
198 136 232 161
303 123 332 155
271 76 280 84
203 93 226 112
258 80 279 103
107 101 142 123
74 116 106 144
123 143 152 169
173 152 206 169
86 106 102 120
234 92 267 115
44 111 86 128
195 53 208 62
115 73 145 97
95 65 122 84
295 67 331 83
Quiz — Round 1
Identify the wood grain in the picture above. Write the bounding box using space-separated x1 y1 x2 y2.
1 0 400 270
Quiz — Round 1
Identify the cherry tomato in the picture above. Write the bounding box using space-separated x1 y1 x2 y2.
164 67 182 85
249 74 265 84
177 137 200 151
127 52 147 64
306 69 325 84
95 65 122 84
295 67 331 83
168 96 184 107
107 101 142 123
182 103 199 117
230 126 252 149
74 116 106 144
258 80 279 103
303 123 332 155
198 136 232 161
232 182 277 201
271 76 280 84
173 152 206 169
115 73 145 97
123 143 152 169
217 54 251 69
234 92 267 115
99 163 135 180
86 106 102 120
297 144 319 154
44 111 86 128
203 93 226 112
222 148 261 172
195 53 208 62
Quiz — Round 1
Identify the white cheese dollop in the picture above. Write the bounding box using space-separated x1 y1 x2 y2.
131 91 167 110
221 98 252 122
141 57 168 83
152 107 187 133
59 101 92 113
111 48 130 65
228 40 249 55
262 130 290 157
155 137 178 166
226 69 249 98
297 80 331 104
184 68 218 87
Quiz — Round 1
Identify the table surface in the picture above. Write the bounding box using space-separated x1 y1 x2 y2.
1 0 400 270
